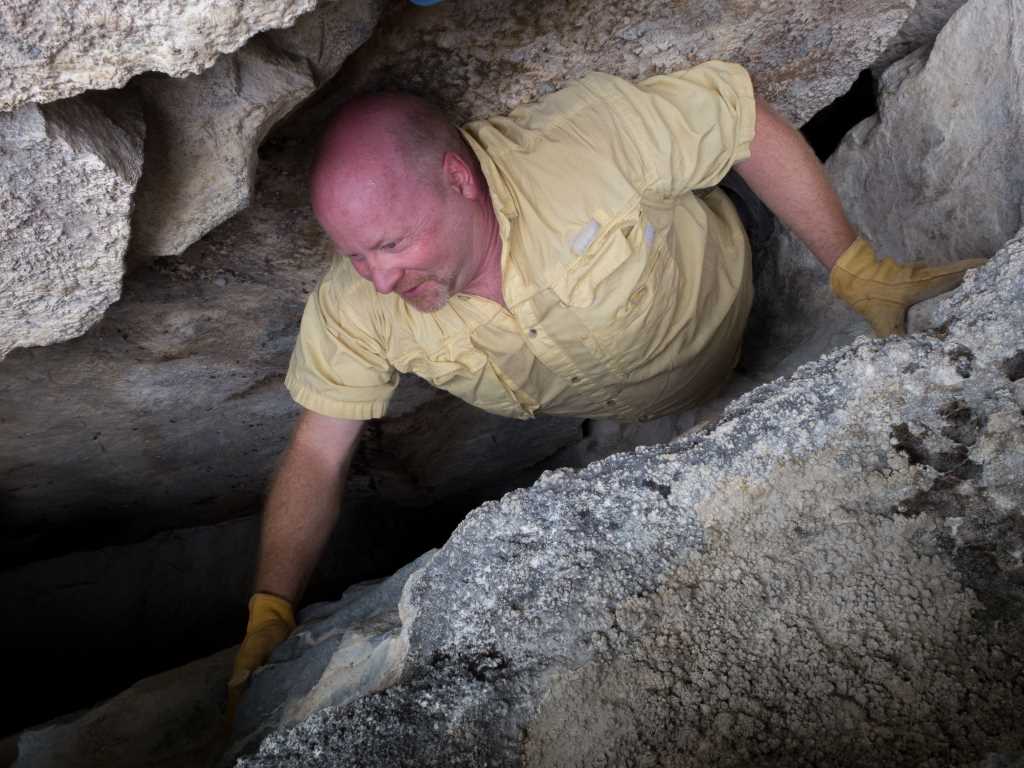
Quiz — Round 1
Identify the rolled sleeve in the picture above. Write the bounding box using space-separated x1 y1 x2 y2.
284 264 397 420
590 60 757 195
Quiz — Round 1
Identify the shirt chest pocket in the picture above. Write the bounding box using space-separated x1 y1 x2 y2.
552 204 669 334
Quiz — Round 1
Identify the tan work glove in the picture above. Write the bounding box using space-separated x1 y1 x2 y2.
830 237 986 336
226 593 296 725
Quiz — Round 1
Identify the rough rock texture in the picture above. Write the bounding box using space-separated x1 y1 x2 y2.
228 552 437 763
871 0 970 74
14 649 236 768
130 0 383 257
129 40 315 257
0 93 144 357
240 226 1024 768
289 0 914 136
0 0 316 112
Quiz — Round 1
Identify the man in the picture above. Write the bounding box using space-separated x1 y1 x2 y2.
226 61 982 715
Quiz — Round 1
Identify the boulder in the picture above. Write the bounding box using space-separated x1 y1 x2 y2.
871 0 970 74
288 0 915 136
834 0 1024 268
239 224 1024 768
0 92 144 357
0 0 316 112
130 0 384 257
128 39 316 257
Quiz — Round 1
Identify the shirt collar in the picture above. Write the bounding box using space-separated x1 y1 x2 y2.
460 128 534 308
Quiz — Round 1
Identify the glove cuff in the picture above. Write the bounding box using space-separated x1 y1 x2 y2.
829 236 874 296
248 592 296 633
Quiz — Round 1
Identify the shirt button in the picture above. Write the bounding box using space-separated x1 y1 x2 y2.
570 376 581 384
528 328 538 338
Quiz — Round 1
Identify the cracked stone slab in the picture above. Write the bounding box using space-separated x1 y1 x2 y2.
0 92 144 357
0 0 316 112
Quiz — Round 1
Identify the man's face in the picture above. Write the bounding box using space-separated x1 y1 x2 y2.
313 159 474 313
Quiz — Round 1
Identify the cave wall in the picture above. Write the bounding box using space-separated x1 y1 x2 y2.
0 0 985 754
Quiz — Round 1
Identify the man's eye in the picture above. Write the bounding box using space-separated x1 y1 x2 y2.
381 241 398 251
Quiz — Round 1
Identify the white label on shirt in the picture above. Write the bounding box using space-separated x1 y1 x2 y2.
570 219 601 255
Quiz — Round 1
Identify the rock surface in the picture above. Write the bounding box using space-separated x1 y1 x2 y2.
129 39 315 257
0 0 316 112
0 93 144 357
228 552 437 763
871 0 970 74
290 0 914 136
833 0 1024 267
14 649 236 768
747 0 1024 381
130 0 384 257
239 224 1024 768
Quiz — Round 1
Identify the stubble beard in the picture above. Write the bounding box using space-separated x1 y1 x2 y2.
400 263 459 312
403 279 451 312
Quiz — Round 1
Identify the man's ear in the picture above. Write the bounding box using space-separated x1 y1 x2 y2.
441 151 479 200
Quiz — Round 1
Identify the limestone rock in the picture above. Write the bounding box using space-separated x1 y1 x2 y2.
833 0 1024 267
0 0 316 113
130 0 384 257
746 0 1024 379
265 0 384 87
240 226 1024 768
292 0 914 135
129 39 316 257
871 0 970 74
0 93 144 357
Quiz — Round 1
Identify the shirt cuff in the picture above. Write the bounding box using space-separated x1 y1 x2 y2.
285 379 391 420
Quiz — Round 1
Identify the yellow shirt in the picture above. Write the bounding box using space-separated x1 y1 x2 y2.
286 60 757 422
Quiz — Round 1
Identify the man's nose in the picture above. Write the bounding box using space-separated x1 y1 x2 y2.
368 264 402 294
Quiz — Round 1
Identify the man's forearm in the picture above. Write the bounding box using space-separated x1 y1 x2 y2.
254 413 364 603
734 96 857 270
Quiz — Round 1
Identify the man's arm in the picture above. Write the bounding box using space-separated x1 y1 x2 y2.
733 96 856 270
732 94 985 335
227 409 364 722
255 409 365 602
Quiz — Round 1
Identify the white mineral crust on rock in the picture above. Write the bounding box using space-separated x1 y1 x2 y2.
0 95 144 357
0 0 317 113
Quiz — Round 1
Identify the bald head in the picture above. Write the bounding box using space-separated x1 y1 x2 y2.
310 92 475 227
